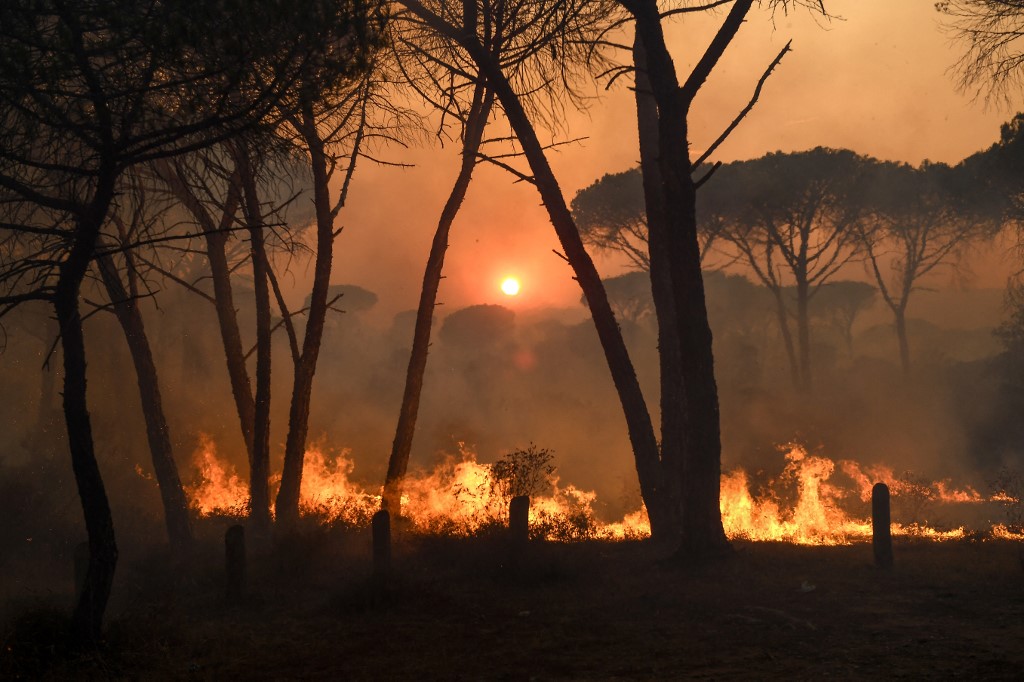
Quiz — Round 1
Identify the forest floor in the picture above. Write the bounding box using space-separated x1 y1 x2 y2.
1 524 1023 680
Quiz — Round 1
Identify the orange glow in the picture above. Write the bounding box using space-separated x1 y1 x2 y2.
500 276 520 296
181 439 1016 544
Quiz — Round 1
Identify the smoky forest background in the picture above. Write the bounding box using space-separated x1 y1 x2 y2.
3 0 1024 676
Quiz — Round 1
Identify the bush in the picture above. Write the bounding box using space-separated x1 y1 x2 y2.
991 468 1024 530
489 444 555 503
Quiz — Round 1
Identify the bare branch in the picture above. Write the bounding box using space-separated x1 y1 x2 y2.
692 41 791 169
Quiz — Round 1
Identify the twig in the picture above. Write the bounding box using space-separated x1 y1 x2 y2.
692 41 792 171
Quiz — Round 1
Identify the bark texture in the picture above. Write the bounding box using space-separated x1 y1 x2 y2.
631 0 742 557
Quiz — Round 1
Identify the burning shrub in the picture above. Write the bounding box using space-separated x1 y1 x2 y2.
531 486 599 542
990 468 1024 531
890 471 937 526
488 443 556 503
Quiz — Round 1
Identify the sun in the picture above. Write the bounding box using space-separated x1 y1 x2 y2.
500 276 521 296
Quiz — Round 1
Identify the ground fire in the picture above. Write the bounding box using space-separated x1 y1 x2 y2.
182 439 1024 545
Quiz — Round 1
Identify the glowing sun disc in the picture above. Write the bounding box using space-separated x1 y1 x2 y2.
500 277 521 296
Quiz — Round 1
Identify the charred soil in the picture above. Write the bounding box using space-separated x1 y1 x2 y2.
2 528 1023 680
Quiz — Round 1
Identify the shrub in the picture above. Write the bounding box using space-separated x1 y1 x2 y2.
991 468 1024 530
489 444 555 503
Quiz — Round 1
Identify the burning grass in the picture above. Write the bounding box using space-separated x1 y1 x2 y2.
4 440 1024 678
182 440 1020 545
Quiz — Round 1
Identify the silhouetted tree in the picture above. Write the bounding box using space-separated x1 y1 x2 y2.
857 161 992 374
939 0 1024 104
623 0 831 556
571 167 722 270
275 64 396 527
710 148 868 393
581 272 656 327
317 284 380 317
382 79 494 514
152 30 391 530
401 0 826 554
440 304 516 348
153 142 293 532
93 173 193 550
0 0 380 641
809 280 877 359
382 0 622 518
399 0 680 537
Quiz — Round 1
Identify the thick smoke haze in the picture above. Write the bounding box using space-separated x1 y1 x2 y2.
334 0 1013 323
1 0 1022 539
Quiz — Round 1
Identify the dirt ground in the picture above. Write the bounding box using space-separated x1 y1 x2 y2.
2 527 1023 680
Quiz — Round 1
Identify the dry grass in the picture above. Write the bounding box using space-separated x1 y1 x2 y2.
2 525 1023 680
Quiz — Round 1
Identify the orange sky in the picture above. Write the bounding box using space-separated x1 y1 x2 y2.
331 0 1014 322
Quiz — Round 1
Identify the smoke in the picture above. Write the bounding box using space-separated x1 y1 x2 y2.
3 0 1023 553
2 251 1020 544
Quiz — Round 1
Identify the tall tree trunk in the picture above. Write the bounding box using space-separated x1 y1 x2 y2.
58 182 118 644
95 249 193 550
381 85 493 516
235 146 274 532
457 40 668 542
633 34 679 537
633 0 743 558
772 287 801 389
796 279 812 392
275 108 336 526
157 163 256 460
204 219 257 460
894 306 911 375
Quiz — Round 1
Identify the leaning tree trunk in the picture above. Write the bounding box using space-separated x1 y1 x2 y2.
57 183 119 645
450 38 669 541
633 33 679 537
235 146 274 532
204 217 257 460
157 163 257 460
275 106 336 527
381 85 494 516
95 249 193 550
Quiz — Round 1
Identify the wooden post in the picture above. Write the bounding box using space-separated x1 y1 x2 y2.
225 524 245 603
509 495 530 547
872 483 893 568
372 509 391 580
73 541 89 600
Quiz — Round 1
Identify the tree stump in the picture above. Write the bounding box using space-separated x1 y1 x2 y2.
872 483 893 568
225 524 246 603
509 495 530 548
73 541 89 600
372 509 391 580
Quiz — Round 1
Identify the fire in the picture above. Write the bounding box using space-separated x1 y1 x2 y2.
185 435 250 516
720 449 872 545
180 439 1020 544
839 460 984 504
991 524 1024 541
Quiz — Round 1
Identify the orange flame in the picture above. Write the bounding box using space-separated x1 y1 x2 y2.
839 460 985 504
181 439 1017 544
184 435 250 516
